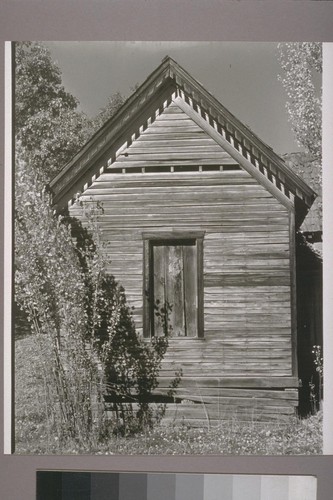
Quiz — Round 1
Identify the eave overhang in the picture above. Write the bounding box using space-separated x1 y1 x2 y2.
49 56 317 227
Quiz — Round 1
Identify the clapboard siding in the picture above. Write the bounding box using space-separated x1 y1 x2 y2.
50 58 319 422
110 103 239 169
70 169 292 380
69 107 297 419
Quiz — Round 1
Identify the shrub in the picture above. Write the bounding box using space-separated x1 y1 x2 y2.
15 171 106 448
60 204 181 437
98 286 181 434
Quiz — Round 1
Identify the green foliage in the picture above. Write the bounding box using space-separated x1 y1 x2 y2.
15 42 129 183
15 42 77 130
278 42 322 160
15 334 322 455
312 345 323 378
15 169 106 448
311 345 323 410
15 42 91 183
99 285 180 434
15 41 178 449
90 91 125 133
14 42 108 447
15 173 179 444
71 201 181 436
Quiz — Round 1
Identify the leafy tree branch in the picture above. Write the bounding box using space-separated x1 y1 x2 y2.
278 42 322 160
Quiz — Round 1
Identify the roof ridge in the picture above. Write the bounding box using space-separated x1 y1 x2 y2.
49 56 317 221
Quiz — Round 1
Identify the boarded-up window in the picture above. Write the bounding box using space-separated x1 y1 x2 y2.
143 234 204 338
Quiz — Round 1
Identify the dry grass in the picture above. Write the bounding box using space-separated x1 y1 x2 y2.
15 335 322 455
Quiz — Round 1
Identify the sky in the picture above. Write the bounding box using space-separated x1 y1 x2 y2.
44 41 319 155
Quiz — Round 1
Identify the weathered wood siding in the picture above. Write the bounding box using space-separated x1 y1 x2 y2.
111 103 239 169
70 103 297 421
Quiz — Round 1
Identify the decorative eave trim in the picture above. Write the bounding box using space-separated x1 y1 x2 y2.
65 91 293 214
105 91 178 169
50 59 175 196
63 90 307 217
166 58 316 206
50 56 317 214
173 95 294 211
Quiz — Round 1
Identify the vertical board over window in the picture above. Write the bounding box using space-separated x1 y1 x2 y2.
152 241 197 337
143 233 204 339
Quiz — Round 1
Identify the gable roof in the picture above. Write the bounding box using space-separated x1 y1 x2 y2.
50 56 317 226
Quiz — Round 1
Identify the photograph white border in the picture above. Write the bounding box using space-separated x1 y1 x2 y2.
3 41 12 455
3 40 332 455
1 2 333 499
322 42 333 454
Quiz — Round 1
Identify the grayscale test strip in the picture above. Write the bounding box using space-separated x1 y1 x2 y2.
36 472 317 500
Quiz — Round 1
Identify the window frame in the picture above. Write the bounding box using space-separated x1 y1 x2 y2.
142 231 204 339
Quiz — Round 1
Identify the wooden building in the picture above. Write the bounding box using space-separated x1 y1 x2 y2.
50 57 318 423
284 152 322 415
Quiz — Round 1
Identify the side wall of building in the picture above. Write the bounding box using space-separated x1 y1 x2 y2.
70 169 298 421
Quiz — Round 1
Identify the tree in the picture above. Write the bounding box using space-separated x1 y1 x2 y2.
73 202 181 435
90 91 125 133
14 42 106 448
278 42 322 160
15 42 91 184
15 169 106 447
14 42 178 448
14 41 93 339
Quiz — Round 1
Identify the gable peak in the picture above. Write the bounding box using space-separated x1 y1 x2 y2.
50 56 317 223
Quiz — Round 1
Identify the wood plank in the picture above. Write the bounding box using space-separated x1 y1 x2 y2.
116 151 232 160
142 124 202 133
154 393 298 408
160 414 292 425
134 132 208 140
162 343 292 353
89 180 265 192
81 195 280 207
142 231 204 240
174 96 294 211
127 145 227 153
71 143 293 389
204 289 291 299
98 229 288 243
153 244 166 337
289 210 297 377
162 404 296 420
150 118 201 126
135 136 226 144
155 376 299 388
159 359 292 369
158 370 292 377
88 214 289 226
94 223 289 232
204 274 290 287
160 339 291 348
154 387 298 400
159 105 183 114
81 203 284 216
81 188 275 200
183 244 197 338
94 170 250 181
79 190 276 202
110 157 239 167
162 245 180 336
155 112 190 119
205 259 290 268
